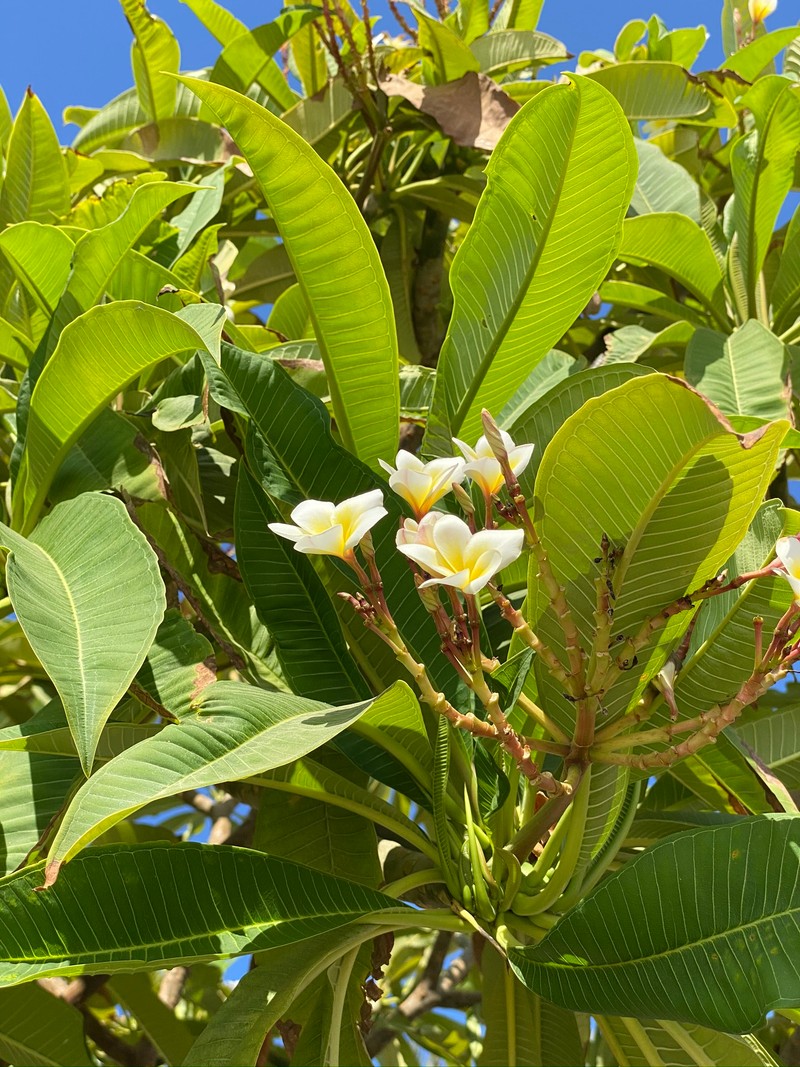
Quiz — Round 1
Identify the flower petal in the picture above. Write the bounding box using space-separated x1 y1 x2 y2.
397 543 448 574
464 549 503 594
290 499 336 534
463 456 503 495
468 528 524 571
267 522 304 543
509 443 535 477
420 569 472 592
394 450 424 472
344 506 388 549
431 514 473 571
776 536 800 580
452 437 477 462
295 525 346 556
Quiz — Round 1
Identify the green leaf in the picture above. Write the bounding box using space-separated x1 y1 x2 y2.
182 925 381 1066
0 222 74 319
587 62 713 120
603 321 694 365
208 10 317 114
490 0 543 32
597 1015 778 1066
630 138 701 223
510 814 800 1033
506 364 651 491
70 89 148 154
0 699 161 759
470 30 569 77
0 983 91 1067
685 320 790 420
425 76 636 452
601 279 711 327
178 0 247 45
0 91 70 229
732 79 800 317
14 301 217 530
254 755 437 861
136 502 281 686
479 945 583 1066
235 467 368 704
41 179 195 357
0 494 165 774
736 698 800 791
121 0 181 120
772 205 800 333
412 5 480 83
0 842 406 986
618 212 728 327
45 680 416 870
671 500 790 735
530 374 786 728
0 750 80 876
721 27 800 81
134 608 215 719
179 75 399 471
267 281 313 341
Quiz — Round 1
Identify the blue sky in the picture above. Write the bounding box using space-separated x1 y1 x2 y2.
2 0 734 136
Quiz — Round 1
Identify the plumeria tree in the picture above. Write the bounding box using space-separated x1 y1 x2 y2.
3 0 800 1064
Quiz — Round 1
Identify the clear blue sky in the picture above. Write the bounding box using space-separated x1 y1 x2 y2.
2 0 733 137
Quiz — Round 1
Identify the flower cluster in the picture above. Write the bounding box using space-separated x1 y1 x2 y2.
268 421 534 592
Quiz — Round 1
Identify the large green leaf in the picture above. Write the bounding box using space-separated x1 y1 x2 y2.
470 30 569 77
108 972 194 1066
425 76 636 452
530 374 785 728
235 466 367 704
668 501 791 742
34 180 194 368
479 946 583 1066
0 843 406 986
506 364 652 491
510 815 800 1032
0 222 74 320
630 138 701 223
0 494 165 774
413 5 480 83
178 0 247 45
46 680 417 870
586 63 713 121
208 10 317 114
0 91 69 229
0 698 160 760
121 0 181 120
617 213 728 327
737 698 800 791
178 76 399 471
772 205 800 333
14 301 218 530
685 320 790 420
135 502 281 687
0 983 91 1067
0 750 80 876
722 26 800 81
732 79 800 317
183 925 381 1066
597 1015 777 1066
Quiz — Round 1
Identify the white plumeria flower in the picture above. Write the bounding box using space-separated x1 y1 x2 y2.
268 490 387 557
396 513 524 595
748 0 776 22
453 430 534 497
379 451 465 518
775 536 800 601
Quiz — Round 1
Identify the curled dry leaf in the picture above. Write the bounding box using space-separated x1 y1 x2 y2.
379 71 520 150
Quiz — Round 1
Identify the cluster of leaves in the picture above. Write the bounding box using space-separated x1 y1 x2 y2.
2 0 800 1064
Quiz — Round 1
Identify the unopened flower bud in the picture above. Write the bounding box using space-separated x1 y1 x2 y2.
452 482 476 516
